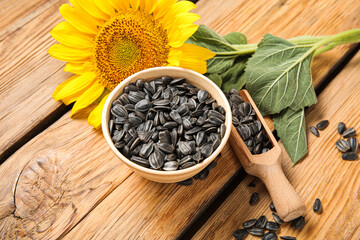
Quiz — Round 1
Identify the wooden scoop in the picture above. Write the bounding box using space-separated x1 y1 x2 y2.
229 90 306 222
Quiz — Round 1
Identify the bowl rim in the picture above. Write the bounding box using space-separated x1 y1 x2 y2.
102 66 232 176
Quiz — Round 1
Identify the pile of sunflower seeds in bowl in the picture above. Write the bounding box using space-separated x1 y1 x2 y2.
225 89 272 154
108 76 227 171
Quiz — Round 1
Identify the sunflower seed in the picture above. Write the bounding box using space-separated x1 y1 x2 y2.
220 124 226 139
139 142 154 158
316 120 329 130
129 116 142 127
164 121 178 129
182 118 193 130
272 213 283 225
342 152 358 160
111 105 128 118
247 228 264 236
163 161 178 171
265 221 280 231
230 94 244 105
130 137 141 150
157 143 175 153
208 116 224 126
280 237 296 240
177 178 193 186
313 198 322 213
200 143 213 157
178 155 193 165
338 122 346 134
170 78 185 85
343 127 356 138
233 229 248 240
192 151 203 163
291 216 305 230
249 192 260 205
178 141 192 155
186 126 202 135
310 126 319 137
197 168 209 180
262 232 277 240
181 161 196 169
336 139 350 153
347 137 359 152
243 219 257 229
238 125 252 140
165 154 177 161
239 102 252 117
255 215 267 228
197 89 209 103
134 99 152 112
112 130 125 142
131 156 149 168
212 139 220 150
119 94 130 105
195 131 206 146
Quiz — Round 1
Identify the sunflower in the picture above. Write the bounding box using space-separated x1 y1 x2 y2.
49 0 215 128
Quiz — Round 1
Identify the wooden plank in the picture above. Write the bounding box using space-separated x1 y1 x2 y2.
0 0 62 41
0 0 359 239
193 53 360 239
0 0 70 159
0 0 358 161
0 111 133 239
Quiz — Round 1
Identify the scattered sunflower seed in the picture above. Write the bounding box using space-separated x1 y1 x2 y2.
341 152 358 160
336 139 350 153
265 221 280 231
247 227 265 236
255 215 267 228
347 137 359 152
280 236 297 240
243 219 257 229
272 213 283 225
337 122 346 134
270 202 276 212
313 198 322 213
233 229 248 240
249 192 260 205
261 232 277 240
343 127 356 138
316 120 329 130
310 126 319 137
291 216 305 230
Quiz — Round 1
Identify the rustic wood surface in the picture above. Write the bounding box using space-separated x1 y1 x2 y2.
0 0 359 239
194 53 360 240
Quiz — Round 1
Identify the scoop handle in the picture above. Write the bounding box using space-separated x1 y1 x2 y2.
262 164 306 222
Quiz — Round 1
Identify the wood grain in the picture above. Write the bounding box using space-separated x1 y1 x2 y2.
0 0 359 239
0 0 359 161
0 112 133 239
193 53 360 239
0 0 62 41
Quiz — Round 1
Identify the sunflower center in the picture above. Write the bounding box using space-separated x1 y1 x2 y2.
94 10 170 90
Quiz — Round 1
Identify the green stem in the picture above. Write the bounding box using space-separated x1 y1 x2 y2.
213 29 360 57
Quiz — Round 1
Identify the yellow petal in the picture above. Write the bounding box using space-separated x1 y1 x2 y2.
59 4 99 35
177 43 215 60
162 4 198 27
88 93 110 129
109 0 129 12
49 44 92 63
53 72 97 100
62 85 91 105
179 59 207 74
128 0 139 9
139 0 157 13
168 24 198 48
70 0 109 20
154 0 177 20
93 0 116 16
64 62 94 74
71 82 105 116
51 22 94 49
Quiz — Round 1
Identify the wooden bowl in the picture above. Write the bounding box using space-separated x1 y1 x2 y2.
102 66 232 183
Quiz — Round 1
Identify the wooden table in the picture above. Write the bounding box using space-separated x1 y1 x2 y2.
0 0 359 239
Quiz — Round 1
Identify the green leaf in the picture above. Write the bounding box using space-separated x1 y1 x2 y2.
224 32 247 44
186 25 245 74
186 25 238 52
274 108 307 165
245 34 317 115
220 61 247 92
206 57 235 74
205 73 222 88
